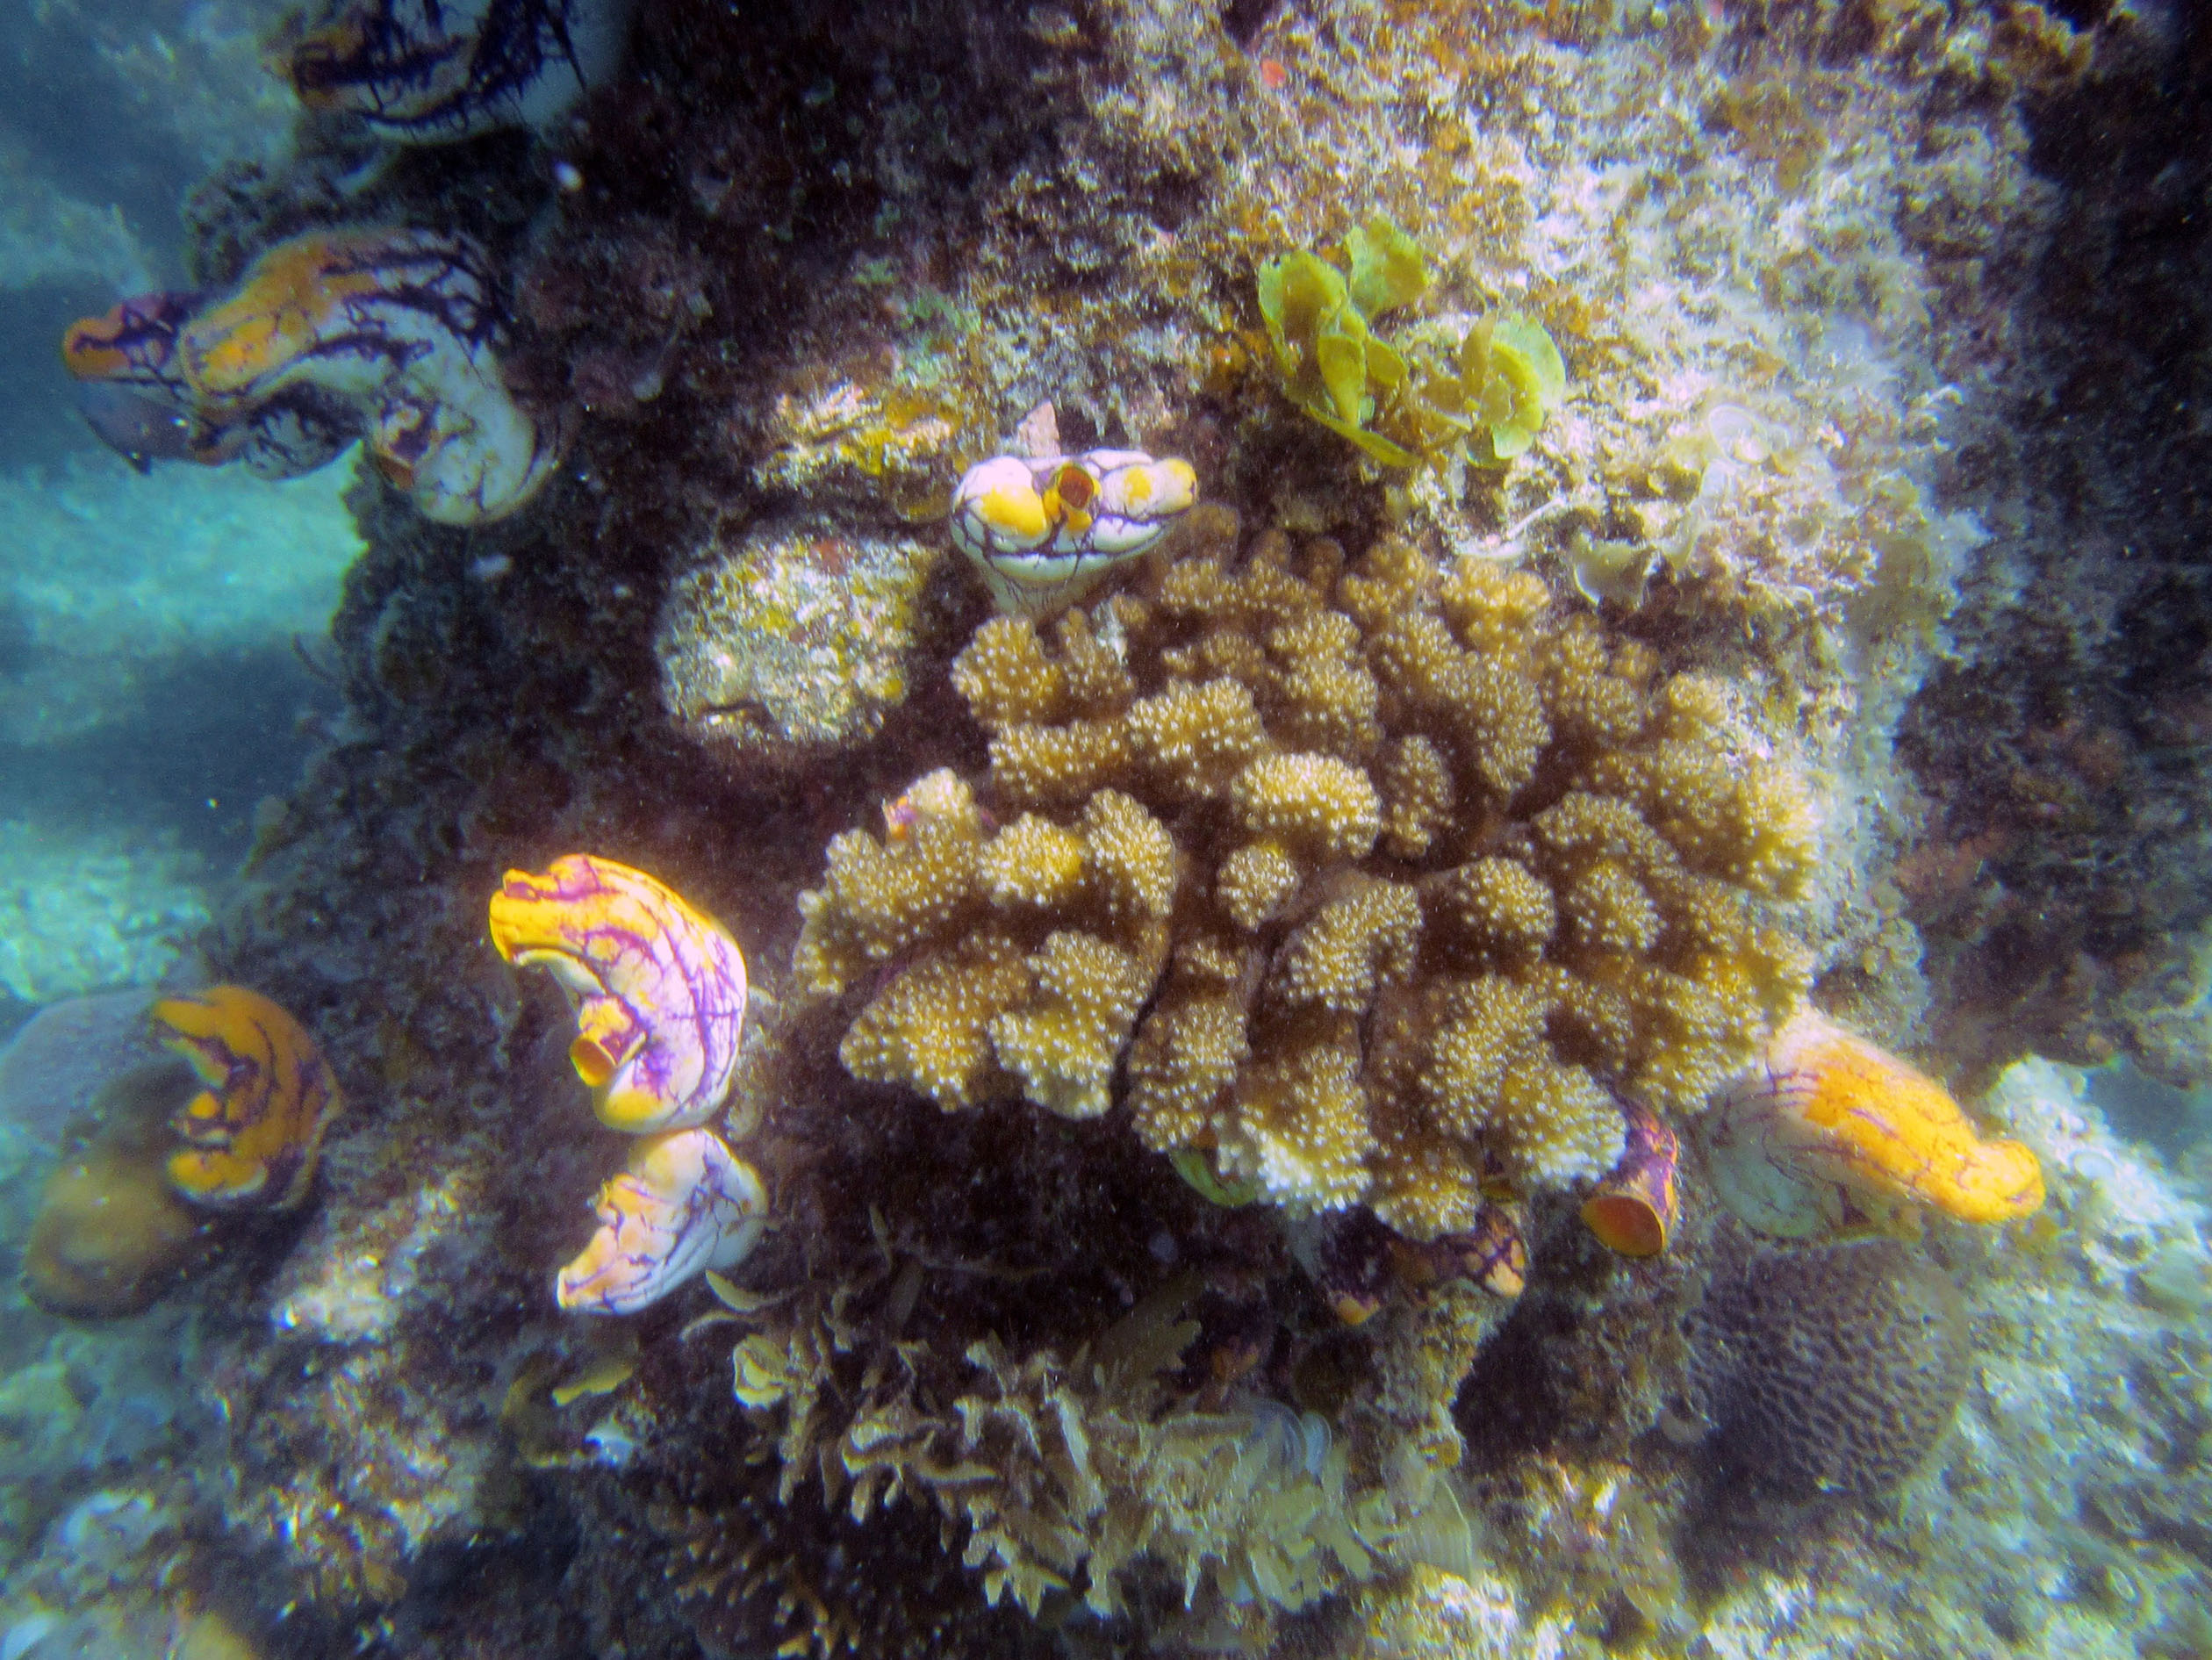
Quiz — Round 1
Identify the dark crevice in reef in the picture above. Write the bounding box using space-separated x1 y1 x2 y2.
1897 4 2212 1088
1221 0 1284 49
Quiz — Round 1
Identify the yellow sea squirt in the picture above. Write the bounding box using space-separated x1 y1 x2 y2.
1703 1007 2043 1239
489 854 750 1135
154 985 343 1211
555 1126 769 1316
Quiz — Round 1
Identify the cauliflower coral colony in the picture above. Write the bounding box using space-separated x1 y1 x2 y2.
795 507 1819 1239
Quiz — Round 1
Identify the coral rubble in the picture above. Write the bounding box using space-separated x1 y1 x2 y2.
0 821 211 1004
797 514 1816 1235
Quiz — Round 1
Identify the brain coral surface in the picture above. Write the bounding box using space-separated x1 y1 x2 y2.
1690 1239 1971 1498
795 513 1815 1237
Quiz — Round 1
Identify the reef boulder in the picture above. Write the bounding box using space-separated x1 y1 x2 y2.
657 516 948 772
1686 1240 1971 1498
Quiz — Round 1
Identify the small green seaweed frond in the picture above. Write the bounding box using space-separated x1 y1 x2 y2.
1168 1147 1261 1208
1458 314 1568 463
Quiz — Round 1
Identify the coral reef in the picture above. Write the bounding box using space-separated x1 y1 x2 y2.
717 1261 1420 1635
1686 1239 1971 1498
154 985 342 1211
657 515 947 770
796 515 1816 1235
1702 1006 2044 1239
23 0 2204 1652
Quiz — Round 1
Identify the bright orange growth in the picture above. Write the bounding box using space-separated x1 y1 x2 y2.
487 854 751 1136
59 290 199 385
180 234 384 398
1713 1009 2043 1235
154 985 343 1211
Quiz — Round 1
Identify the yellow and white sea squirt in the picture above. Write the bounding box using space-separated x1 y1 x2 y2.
178 227 567 525
154 985 344 1211
489 853 750 1135
554 1127 769 1316
1701 1007 2044 1239
490 854 769 1312
949 402 1197 616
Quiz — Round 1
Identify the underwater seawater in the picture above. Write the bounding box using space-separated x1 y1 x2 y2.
0 451 356 1016
2 0 2210 1656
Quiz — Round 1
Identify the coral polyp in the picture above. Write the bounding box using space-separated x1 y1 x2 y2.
1689 1240 1971 1498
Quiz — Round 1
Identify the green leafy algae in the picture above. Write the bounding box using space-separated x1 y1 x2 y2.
1255 218 1566 471
1168 1147 1261 1207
